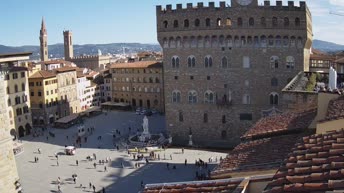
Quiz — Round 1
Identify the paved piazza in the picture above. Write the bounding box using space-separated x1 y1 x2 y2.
16 111 227 193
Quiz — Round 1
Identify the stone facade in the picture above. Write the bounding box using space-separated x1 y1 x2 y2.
55 67 80 117
157 0 312 147
111 61 164 112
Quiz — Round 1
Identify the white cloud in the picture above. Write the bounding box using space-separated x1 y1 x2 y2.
329 0 344 7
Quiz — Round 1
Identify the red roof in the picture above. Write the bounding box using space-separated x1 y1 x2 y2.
242 109 316 140
29 70 56 79
110 61 162 69
263 129 344 193
142 178 242 193
211 133 309 179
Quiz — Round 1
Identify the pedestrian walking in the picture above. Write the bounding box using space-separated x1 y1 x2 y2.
121 162 124 168
185 159 187 166
93 185 96 192
166 163 170 170
57 160 59 166
102 187 106 193
58 184 61 191
94 162 96 169
141 180 144 188
57 177 61 185
38 148 41 154
76 160 78 166
104 166 107 172
89 182 92 189
73 177 76 184
170 154 172 160
182 148 184 154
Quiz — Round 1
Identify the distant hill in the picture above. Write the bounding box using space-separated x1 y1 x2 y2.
0 43 162 60
313 40 344 53
0 40 343 60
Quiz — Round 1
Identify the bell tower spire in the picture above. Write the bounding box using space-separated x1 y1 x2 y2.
39 17 48 61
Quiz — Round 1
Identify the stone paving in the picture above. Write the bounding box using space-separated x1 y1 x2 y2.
15 111 227 193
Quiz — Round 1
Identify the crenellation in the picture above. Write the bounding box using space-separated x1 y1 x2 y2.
176 4 182 10
157 1 306 14
288 1 294 7
166 4 172 11
209 2 215 9
220 1 226 8
276 1 282 7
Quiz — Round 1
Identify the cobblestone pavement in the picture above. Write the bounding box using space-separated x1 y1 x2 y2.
16 111 227 193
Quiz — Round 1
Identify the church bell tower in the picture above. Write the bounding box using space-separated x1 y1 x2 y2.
39 17 48 61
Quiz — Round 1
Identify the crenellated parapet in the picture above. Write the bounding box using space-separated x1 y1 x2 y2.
156 1 306 13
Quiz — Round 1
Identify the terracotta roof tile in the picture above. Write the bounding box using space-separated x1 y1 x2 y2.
29 70 56 79
263 129 344 193
320 96 344 122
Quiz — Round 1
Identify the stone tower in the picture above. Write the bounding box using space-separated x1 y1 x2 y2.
63 30 74 60
39 17 48 61
156 1 312 148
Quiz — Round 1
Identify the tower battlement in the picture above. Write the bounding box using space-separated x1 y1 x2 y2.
156 1 306 14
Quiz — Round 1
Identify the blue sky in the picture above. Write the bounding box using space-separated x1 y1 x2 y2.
1 0 343 46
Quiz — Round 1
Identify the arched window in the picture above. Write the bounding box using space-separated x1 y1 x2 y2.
226 35 233 47
176 37 182 48
226 18 232 27
290 36 296 47
286 56 295 69
254 36 259 47
171 56 180 68
237 17 243 27
219 35 225 47
149 77 153 83
14 84 18 93
8 98 11 106
197 36 203 47
187 56 196 68
275 36 282 47
270 56 279 68
283 36 289 47
211 36 218 47
242 94 251 104
204 56 212 68
184 19 189 27
222 115 226 124
241 36 246 46
163 21 168 28
183 36 189 48
203 113 208 123
179 111 183 122
234 36 240 47
163 38 168 48
243 56 250 68
204 90 215 103
297 37 303 48
272 17 278 27
172 90 181 103
271 77 278 86
190 36 197 48
204 36 211 47
260 35 267 47
217 18 221 26
206 18 211 26
249 18 254 26
284 17 289 27
188 90 197 104
269 92 279 105
295 17 300 27
195 19 200 27
268 35 274 46
21 83 25 91
169 37 175 48
222 57 228 68
261 17 266 27
173 20 178 28
247 36 253 46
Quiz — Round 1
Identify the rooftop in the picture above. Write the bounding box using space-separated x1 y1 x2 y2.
0 52 32 59
54 66 77 73
242 109 317 140
29 70 56 79
110 61 162 69
263 129 344 193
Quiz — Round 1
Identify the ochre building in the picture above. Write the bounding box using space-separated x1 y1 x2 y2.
156 0 312 147
110 61 164 112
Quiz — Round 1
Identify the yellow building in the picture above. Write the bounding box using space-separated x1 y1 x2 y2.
0 52 29 193
29 70 58 126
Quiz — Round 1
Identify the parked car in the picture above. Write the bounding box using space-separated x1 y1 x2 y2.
140 109 147 115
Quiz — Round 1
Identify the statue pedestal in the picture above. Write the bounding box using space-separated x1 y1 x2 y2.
188 135 193 146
